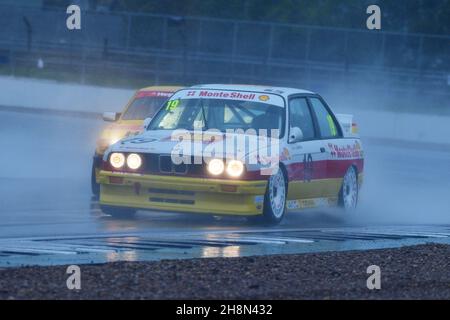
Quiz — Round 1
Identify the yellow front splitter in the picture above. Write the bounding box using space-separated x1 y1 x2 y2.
99 171 268 216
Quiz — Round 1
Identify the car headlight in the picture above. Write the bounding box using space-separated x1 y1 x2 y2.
226 160 244 177
207 158 224 175
127 153 142 170
110 152 125 169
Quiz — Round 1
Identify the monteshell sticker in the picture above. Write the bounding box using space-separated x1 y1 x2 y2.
173 89 285 107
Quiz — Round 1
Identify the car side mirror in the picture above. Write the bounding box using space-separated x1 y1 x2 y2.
143 117 153 130
102 112 120 122
289 127 304 143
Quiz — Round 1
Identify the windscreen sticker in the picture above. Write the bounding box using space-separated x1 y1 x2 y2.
136 91 174 98
173 89 285 107
327 114 338 136
166 99 180 111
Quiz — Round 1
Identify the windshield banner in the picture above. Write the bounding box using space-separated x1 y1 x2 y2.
171 89 285 107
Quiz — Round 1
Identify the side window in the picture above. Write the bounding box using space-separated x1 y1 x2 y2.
309 97 339 138
289 98 315 141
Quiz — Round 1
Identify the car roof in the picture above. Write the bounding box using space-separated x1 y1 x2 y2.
138 85 184 92
190 84 315 98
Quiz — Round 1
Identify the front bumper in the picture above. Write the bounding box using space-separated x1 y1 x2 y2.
99 171 268 216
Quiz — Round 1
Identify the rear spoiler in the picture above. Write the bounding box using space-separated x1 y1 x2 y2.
336 114 359 138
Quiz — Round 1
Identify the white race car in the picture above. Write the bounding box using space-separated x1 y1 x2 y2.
98 84 363 224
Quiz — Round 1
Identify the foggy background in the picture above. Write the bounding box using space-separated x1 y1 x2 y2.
0 0 449 229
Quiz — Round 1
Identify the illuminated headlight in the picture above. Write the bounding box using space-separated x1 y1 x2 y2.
110 153 125 169
207 158 224 175
226 160 244 177
126 153 142 170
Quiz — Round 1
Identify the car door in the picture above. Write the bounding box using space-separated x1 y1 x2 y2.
285 96 328 205
308 96 343 198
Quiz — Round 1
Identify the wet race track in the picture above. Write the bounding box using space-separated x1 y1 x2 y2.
1 110 450 267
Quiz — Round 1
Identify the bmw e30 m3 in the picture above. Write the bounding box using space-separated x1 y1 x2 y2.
98 84 363 224
91 86 183 196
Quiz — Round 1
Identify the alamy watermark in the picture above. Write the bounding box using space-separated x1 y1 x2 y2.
366 5 381 30
66 5 81 30
66 265 81 290
169 124 281 176
366 265 381 290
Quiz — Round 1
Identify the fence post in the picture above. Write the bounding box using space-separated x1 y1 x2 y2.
9 48 15 77
264 24 274 77
230 21 238 82
267 24 274 61
125 13 131 50
305 27 311 86
81 45 86 84
417 34 424 72
162 17 168 50
196 20 203 55
305 27 311 62
380 32 386 67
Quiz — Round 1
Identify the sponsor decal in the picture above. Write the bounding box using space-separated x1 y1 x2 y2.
254 195 264 204
136 91 173 98
175 89 284 107
124 131 141 138
287 197 337 210
328 141 363 159
198 90 256 100
122 137 158 144
299 199 316 208
280 147 291 161
287 200 299 209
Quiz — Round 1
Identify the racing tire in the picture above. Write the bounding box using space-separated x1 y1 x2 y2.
261 168 287 225
91 163 100 198
100 205 136 218
338 166 359 211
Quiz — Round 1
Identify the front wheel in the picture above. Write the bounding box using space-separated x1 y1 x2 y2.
261 168 287 225
339 166 359 210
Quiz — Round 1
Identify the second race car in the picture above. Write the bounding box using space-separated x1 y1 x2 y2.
91 85 183 196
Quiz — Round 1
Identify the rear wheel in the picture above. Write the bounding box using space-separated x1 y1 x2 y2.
339 166 358 210
100 205 136 218
261 168 287 225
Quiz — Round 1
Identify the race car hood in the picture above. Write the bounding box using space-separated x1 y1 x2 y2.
105 129 280 162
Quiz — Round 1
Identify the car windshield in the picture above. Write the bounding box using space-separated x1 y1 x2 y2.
148 98 285 136
121 96 169 120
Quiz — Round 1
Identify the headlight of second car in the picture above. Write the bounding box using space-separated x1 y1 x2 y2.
110 152 125 169
126 153 142 170
226 160 244 177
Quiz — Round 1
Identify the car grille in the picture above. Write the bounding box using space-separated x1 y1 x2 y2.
143 154 205 177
